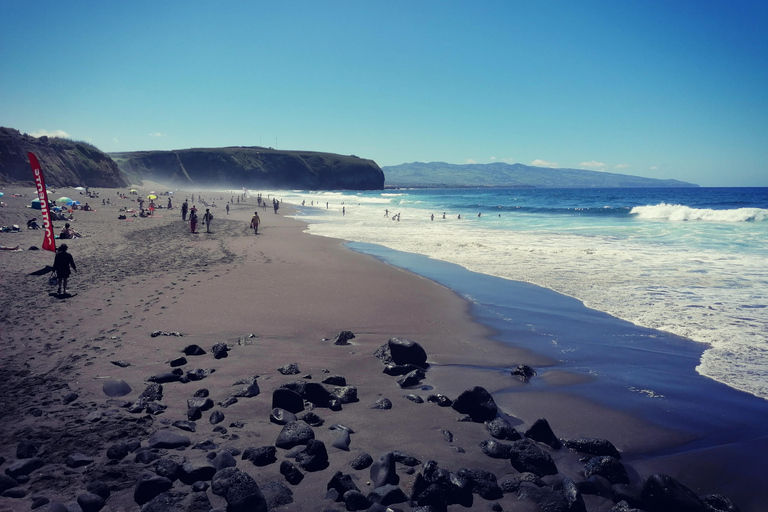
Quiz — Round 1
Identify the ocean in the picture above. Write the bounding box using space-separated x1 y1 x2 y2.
270 187 768 403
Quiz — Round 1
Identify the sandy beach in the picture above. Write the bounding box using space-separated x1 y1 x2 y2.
0 184 758 512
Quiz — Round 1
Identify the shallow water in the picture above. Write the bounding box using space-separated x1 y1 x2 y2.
275 187 768 400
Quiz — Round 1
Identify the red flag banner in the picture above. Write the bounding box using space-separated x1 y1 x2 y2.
28 152 56 252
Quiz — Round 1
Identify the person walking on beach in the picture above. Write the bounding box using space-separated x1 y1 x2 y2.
226 204 230 215
53 243 77 295
181 200 188 221
250 211 261 235
168 197 172 209
189 208 198 233
203 209 213 233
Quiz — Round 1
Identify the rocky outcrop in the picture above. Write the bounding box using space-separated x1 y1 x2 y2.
110 146 385 190
0 127 128 188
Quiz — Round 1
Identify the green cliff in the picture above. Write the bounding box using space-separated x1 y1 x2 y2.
110 147 385 190
0 127 129 188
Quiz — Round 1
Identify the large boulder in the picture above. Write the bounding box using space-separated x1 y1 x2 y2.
374 337 428 368
640 473 707 512
370 452 399 488
508 440 558 477
584 456 629 485
524 418 562 449
485 417 522 441
451 386 498 422
564 437 621 459
295 439 329 472
133 472 173 506
275 421 315 449
210 467 268 512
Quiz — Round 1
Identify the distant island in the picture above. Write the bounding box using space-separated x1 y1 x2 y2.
0 127 384 190
383 161 699 188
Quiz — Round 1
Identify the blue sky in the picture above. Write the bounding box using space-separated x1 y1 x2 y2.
1 1 766 186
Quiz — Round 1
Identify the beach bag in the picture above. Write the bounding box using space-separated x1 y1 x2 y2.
209 214 213 221
49 273 58 286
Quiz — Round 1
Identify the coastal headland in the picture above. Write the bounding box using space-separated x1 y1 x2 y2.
0 183 760 511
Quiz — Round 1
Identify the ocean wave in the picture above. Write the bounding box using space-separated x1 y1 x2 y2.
631 203 768 222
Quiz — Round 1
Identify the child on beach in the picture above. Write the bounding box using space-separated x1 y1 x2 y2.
53 244 77 295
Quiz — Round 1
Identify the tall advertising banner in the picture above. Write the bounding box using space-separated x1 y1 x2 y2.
28 152 56 252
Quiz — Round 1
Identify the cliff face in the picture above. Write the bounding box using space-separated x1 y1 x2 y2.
0 127 129 188
110 147 385 190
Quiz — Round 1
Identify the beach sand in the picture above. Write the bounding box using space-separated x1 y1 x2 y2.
0 184 758 511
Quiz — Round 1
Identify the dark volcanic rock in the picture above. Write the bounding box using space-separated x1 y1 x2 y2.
299 411 324 427
383 363 424 376
524 418 562 449
517 482 570 512
343 489 370 511
508 440 558 477
640 473 707 512
564 437 621 459
231 376 260 398
275 421 315 449
701 494 741 512
302 382 337 408
212 451 237 472
76 491 105 512
350 453 373 470
147 372 181 384
370 452 399 488
134 472 173 506
374 337 428 368
155 459 180 481
139 383 163 402
270 407 298 425
140 490 213 512
272 388 304 413
332 429 351 451
172 420 196 432
397 369 425 388
169 356 187 367
372 397 393 410
178 461 216 484
102 379 132 397
404 393 424 403
182 344 206 356
451 386 498 422
479 439 514 459
16 440 38 459
427 394 453 407
65 452 94 468
211 342 229 359
322 374 347 386
211 467 268 512
333 330 356 345
511 364 537 381
260 481 294 509
485 417 522 441
458 468 503 500
86 480 110 500
5 458 44 478
498 472 546 493
368 484 407 506
278 362 301 375
332 385 358 404
209 410 225 424
147 430 191 449
280 460 304 485
584 456 629 485
243 446 278 467
294 439 329 471
0 475 17 494
327 471 360 500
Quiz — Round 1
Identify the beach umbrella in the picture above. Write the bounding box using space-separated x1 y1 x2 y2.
74 186 86 191
147 194 158 200
71 201 81 206
31 198 42 209
0 192 4 197
56 197 73 204
130 189 138 193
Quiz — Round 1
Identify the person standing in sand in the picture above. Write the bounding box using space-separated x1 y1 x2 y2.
203 208 213 233
189 208 198 233
250 211 260 235
181 200 188 221
53 243 77 295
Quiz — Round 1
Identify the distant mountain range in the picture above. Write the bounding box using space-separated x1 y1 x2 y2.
382 161 698 188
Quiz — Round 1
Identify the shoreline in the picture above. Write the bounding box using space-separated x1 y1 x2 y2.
0 184 760 511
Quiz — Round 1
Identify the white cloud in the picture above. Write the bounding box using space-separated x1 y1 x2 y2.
531 159 558 167
614 163 629 169
113 138 119 143
149 132 165 137
465 158 477 164
31 129 70 139
650 166 659 170
490 156 496 161
579 160 606 169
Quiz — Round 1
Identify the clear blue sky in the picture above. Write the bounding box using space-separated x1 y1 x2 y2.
2 1 766 186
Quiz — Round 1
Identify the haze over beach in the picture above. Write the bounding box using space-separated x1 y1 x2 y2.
1 2 768 512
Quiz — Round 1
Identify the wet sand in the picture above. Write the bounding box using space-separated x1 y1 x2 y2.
0 183 758 511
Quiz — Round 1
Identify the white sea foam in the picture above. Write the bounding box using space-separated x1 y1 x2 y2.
631 203 768 222
277 190 768 400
